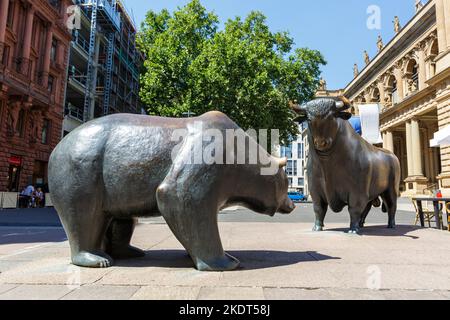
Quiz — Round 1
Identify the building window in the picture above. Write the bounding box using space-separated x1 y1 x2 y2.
1 45 9 66
50 39 58 62
282 144 293 158
16 109 25 137
7 164 21 192
286 160 297 176
298 178 305 186
298 142 304 159
41 119 50 144
48 75 55 93
392 79 399 105
6 1 14 28
288 178 293 187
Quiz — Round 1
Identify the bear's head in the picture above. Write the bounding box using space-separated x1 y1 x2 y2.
253 157 296 216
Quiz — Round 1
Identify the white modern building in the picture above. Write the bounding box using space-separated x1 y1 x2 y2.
280 123 307 195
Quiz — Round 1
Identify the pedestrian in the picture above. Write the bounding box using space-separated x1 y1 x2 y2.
35 188 44 208
22 184 35 208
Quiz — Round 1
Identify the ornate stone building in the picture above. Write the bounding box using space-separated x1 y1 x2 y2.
344 0 450 195
0 0 72 192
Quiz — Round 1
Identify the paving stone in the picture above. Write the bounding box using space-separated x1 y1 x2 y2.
0 284 17 295
0 257 111 285
198 286 265 300
0 285 73 300
263 288 333 300
62 285 140 300
131 286 200 300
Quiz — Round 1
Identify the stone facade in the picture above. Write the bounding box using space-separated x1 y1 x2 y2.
0 0 72 192
344 0 450 196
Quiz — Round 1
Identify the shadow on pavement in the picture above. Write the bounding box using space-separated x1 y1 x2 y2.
326 224 422 239
114 249 341 270
0 228 67 245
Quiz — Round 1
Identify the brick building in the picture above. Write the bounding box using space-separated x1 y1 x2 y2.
0 0 72 192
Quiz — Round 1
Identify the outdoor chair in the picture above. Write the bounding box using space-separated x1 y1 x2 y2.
411 198 440 228
446 203 450 232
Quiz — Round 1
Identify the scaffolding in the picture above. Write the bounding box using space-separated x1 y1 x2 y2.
79 0 121 122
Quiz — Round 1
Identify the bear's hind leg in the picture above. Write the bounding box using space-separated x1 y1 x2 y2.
157 185 239 272
105 218 145 259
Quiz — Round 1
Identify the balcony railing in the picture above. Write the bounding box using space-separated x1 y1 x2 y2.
72 32 90 54
68 65 87 87
65 103 84 122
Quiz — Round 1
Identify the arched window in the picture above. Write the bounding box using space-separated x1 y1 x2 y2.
429 40 438 77
16 109 25 137
372 87 380 103
389 76 399 105
405 59 419 94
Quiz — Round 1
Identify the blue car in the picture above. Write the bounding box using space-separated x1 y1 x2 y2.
288 192 307 203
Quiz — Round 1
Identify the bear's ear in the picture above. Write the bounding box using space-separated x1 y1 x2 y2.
278 157 288 168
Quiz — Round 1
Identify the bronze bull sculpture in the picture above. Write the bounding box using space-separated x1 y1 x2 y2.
292 97 401 234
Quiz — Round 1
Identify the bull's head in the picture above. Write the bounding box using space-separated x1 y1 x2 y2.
292 97 352 152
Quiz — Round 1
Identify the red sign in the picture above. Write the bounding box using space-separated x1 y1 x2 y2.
8 156 22 166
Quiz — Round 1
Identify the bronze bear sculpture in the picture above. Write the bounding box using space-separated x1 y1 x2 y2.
48 111 295 271
292 97 401 234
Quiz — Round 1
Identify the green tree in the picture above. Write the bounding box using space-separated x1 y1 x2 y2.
137 0 326 143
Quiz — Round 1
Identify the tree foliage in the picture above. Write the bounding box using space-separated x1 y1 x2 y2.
137 0 326 143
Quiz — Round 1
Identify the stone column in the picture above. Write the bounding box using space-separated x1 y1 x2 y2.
0 0 9 57
386 131 394 153
394 68 404 101
435 0 447 51
21 4 34 75
406 121 413 177
443 0 450 50
41 26 53 86
411 119 423 176
417 49 427 88
0 0 8 33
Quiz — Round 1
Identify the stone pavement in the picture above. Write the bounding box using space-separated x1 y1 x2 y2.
0 222 450 300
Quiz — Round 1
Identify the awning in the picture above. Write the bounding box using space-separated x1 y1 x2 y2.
430 126 450 147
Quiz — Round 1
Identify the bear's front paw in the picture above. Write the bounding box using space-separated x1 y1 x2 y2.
72 251 113 268
194 253 240 272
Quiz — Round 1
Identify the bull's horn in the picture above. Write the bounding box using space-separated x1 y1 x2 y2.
276 157 288 168
335 96 351 112
291 103 307 115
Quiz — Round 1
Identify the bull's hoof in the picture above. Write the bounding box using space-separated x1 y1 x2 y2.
109 245 146 260
359 221 366 228
347 229 361 235
387 223 396 229
72 251 113 268
194 253 240 272
313 224 324 232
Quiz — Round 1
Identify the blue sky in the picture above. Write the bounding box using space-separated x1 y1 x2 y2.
121 0 417 89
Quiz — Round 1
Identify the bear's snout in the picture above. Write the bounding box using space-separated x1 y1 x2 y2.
278 197 296 214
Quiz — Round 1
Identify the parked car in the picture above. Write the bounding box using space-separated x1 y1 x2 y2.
288 192 307 203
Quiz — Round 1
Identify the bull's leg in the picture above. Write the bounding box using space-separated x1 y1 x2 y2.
382 190 397 229
359 203 373 228
105 218 145 259
313 200 328 232
348 204 367 234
